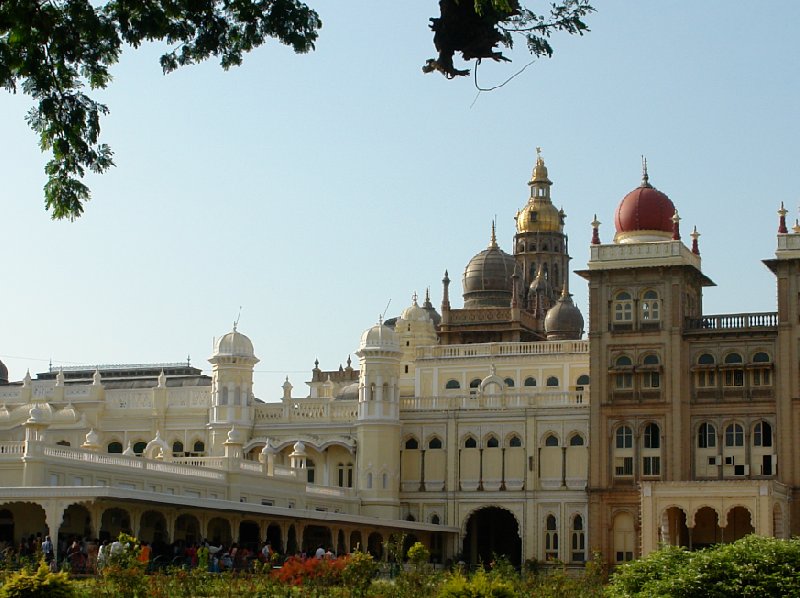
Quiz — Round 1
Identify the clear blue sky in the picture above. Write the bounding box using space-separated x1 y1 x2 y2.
1 1 798 399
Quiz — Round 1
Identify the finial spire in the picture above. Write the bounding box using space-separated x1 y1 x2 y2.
489 220 497 248
778 202 789 234
641 156 651 188
691 226 700 255
671 210 681 241
412 291 418 305
591 214 601 245
233 306 242 332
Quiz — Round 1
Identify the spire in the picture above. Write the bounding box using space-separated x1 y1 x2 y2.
778 202 788 234
591 214 601 245
691 226 700 255
442 270 451 310
412 291 418 305
641 156 652 188
671 210 681 241
510 264 520 308
489 221 497 248
424 287 432 308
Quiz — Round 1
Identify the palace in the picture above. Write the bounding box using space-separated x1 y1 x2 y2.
0 153 796 566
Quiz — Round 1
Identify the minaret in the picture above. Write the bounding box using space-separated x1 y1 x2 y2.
208 324 259 454
355 319 402 518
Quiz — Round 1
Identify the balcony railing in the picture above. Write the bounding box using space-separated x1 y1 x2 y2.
684 312 778 333
400 390 588 411
417 340 588 360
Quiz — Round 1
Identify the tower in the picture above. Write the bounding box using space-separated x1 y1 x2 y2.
208 325 259 454
355 319 402 518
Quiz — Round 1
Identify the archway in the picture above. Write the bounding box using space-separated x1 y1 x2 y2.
337 529 346 556
402 534 419 561
723 507 753 543
175 514 200 546
462 507 521 567
239 520 260 552
661 507 689 548
100 507 131 542
350 530 363 553
367 532 383 560
303 525 332 554
0 503 47 549
286 525 298 555
692 507 720 549
58 504 92 547
266 524 283 553
139 510 168 545
0 509 13 544
207 517 231 546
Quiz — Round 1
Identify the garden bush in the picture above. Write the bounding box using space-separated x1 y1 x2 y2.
1 561 75 598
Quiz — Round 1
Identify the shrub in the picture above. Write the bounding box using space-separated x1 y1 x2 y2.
438 568 516 598
1 561 75 598
607 535 800 598
271 555 346 587
342 551 377 596
407 543 430 567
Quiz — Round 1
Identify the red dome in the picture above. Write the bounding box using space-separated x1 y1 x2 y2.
614 185 675 233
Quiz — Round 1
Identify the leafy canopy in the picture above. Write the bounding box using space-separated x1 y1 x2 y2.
1 1 590 220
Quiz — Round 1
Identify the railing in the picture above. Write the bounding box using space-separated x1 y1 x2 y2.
43 446 144 468
0 442 25 456
167 389 211 408
273 465 297 477
306 484 350 497
172 457 226 469
417 340 588 360
0 388 22 401
254 401 358 422
239 461 263 473
106 391 153 409
684 312 778 332
400 390 589 411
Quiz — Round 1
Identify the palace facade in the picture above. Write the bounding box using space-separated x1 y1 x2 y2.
0 153 795 566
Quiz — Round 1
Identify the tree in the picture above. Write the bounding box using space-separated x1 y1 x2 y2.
1 1 591 220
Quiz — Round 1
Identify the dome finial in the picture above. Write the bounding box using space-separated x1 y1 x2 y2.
691 226 700 255
591 214 601 245
671 210 681 240
641 155 651 188
489 220 497 248
412 291 418 305
778 202 789 234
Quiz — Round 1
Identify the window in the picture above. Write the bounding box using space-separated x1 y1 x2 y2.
486 436 499 448
445 379 460 390
751 352 772 386
643 423 660 449
753 421 772 447
366 473 373 489
504 377 515 388
615 356 633 389
696 354 716 387
725 424 744 447
172 441 184 457
544 515 559 560
641 354 661 388
641 290 660 321
571 515 585 562
430 514 440 525
545 434 559 447
698 423 716 448
723 353 744 387
464 437 477 449
307 459 315 484
132 441 147 456
546 376 559 387
569 434 585 446
108 442 123 454
509 435 522 447
469 378 481 389
337 463 354 488
404 438 419 450
382 473 388 489
220 386 228 405
613 291 633 322
616 426 633 449
192 441 205 456
524 377 537 387
428 437 442 449
576 374 590 386
642 423 661 476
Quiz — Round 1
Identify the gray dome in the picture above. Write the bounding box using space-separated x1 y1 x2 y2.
544 291 584 340
462 237 516 309
336 382 359 400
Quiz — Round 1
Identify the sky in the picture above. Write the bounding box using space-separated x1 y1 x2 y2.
1 1 798 400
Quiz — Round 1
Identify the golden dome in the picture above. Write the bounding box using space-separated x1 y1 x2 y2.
515 149 563 234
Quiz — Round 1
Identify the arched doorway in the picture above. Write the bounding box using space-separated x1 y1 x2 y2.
175 514 200 546
336 529 346 556
59 504 93 546
692 507 720 549
100 507 131 542
661 507 689 548
286 525 298 555
462 507 521 567
367 532 383 560
402 534 419 561
0 509 13 543
139 511 168 545
239 520 260 552
350 530 363 553
723 507 753 543
303 525 332 554
0 503 47 548
207 518 231 546
266 523 282 553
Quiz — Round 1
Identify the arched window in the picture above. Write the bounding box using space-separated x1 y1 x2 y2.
132 441 147 456
544 515 558 560
504 377 515 388
753 421 772 447
723 353 744 387
445 379 460 390
430 514 440 525
569 434 585 446
698 423 716 448
469 378 481 389
509 435 522 447
545 434 559 447
725 423 744 447
172 441 184 457
546 376 559 387
192 441 205 456
486 436 499 448
524 376 537 387
220 386 228 405
696 353 716 388
615 356 633 389
576 374 590 387
428 437 443 450
382 473 388 489
234 386 241 406
366 473 373 489
641 290 660 322
337 462 354 488
404 438 419 450
108 442 123 454
642 423 661 476
613 291 633 323
751 352 772 387
641 354 660 388
464 437 477 449
614 426 633 477
570 515 585 562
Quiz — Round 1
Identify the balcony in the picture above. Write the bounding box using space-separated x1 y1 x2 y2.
684 312 778 336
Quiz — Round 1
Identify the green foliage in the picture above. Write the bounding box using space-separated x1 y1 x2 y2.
342 550 378 597
407 542 430 567
0 561 75 598
607 535 800 598
0 0 321 219
437 568 516 598
98 533 147 598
